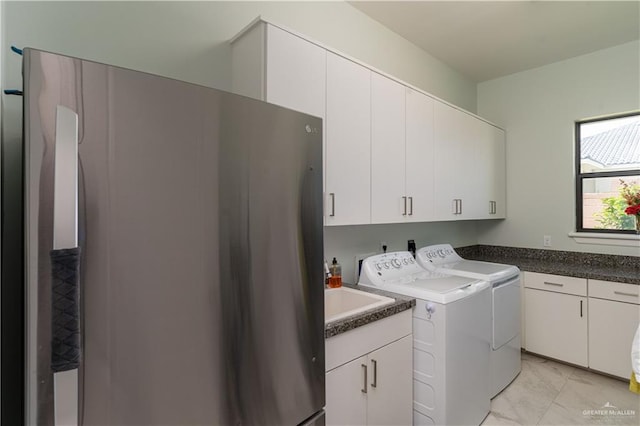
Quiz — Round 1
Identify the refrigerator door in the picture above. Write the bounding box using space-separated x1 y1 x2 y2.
24 49 324 425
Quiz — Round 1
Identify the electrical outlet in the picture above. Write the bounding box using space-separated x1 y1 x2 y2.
380 241 388 253
354 252 376 283
543 235 552 247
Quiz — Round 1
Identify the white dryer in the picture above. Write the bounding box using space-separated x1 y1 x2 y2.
416 244 521 398
359 252 491 426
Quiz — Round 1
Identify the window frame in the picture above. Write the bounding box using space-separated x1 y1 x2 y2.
575 111 640 234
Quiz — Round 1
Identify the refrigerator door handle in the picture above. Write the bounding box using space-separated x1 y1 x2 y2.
51 105 80 426
53 105 79 251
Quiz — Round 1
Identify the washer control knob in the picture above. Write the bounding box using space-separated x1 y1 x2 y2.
402 258 408 265
425 302 436 319
391 259 401 268
384 262 390 269
375 263 382 271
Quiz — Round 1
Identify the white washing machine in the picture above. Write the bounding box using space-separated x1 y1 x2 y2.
359 252 491 426
416 244 521 398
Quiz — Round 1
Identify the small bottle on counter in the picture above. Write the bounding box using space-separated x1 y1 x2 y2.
324 260 331 287
328 257 342 288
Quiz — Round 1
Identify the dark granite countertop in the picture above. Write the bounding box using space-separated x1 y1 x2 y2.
456 245 640 285
324 283 415 339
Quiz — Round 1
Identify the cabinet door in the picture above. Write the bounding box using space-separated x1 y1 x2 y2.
472 120 493 219
371 73 406 224
325 52 371 225
474 122 506 219
265 25 326 119
525 288 588 366
489 126 506 218
367 336 413 426
230 23 266 100
405 88 435 222
326 356 368 426
588 298 640 378
433 102 476 220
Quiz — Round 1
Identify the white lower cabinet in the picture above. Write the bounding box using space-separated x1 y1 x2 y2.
524 272 640 376
326 355 368 426
366 335 413 425
326 311 412 426
588 279 640 378
326 336 412 426
524 272 588 367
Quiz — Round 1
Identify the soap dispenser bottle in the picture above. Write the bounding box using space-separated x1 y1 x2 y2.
328 257 342 288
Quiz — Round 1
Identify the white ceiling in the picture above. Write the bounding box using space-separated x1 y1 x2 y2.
349 0 640 82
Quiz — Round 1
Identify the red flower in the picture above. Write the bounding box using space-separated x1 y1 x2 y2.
624 204 640 215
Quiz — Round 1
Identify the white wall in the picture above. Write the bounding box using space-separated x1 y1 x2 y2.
325 221 478 284
477 40 640 257
2 1 480 284
3 1 476 111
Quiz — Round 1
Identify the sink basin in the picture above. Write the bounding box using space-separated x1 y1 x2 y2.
325 287 395 323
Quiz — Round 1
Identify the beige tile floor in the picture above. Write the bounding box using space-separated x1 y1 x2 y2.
482 352 640 425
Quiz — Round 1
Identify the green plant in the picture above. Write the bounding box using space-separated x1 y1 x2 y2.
594 195 636 230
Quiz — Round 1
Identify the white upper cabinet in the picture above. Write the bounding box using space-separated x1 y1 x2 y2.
489 126 506 218
433 102 476 220
231 22 326 118
371 81 436 224
405 88 435 222
264 25 326 119
474 120 506 219
371 73 406 223
434 101 506 220
325 52 371 226
231 19 506 226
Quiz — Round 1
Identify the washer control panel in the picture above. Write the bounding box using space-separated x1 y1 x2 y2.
416 244 462 266
359 251 434 286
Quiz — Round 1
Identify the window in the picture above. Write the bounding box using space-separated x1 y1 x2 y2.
576 112 640 233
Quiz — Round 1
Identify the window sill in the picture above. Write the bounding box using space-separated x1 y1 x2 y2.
568 232 640 247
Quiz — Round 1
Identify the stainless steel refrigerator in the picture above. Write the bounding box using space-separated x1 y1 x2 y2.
20 48 325 425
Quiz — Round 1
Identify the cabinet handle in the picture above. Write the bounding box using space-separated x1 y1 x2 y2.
371 359 377 388
614 291 639 298
453 199 462 215
402 196 407 216
580 300 583 317
329 193 335 217
408 197 413 216
543 281 564 287
361 364 368 394
489 201 496 214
